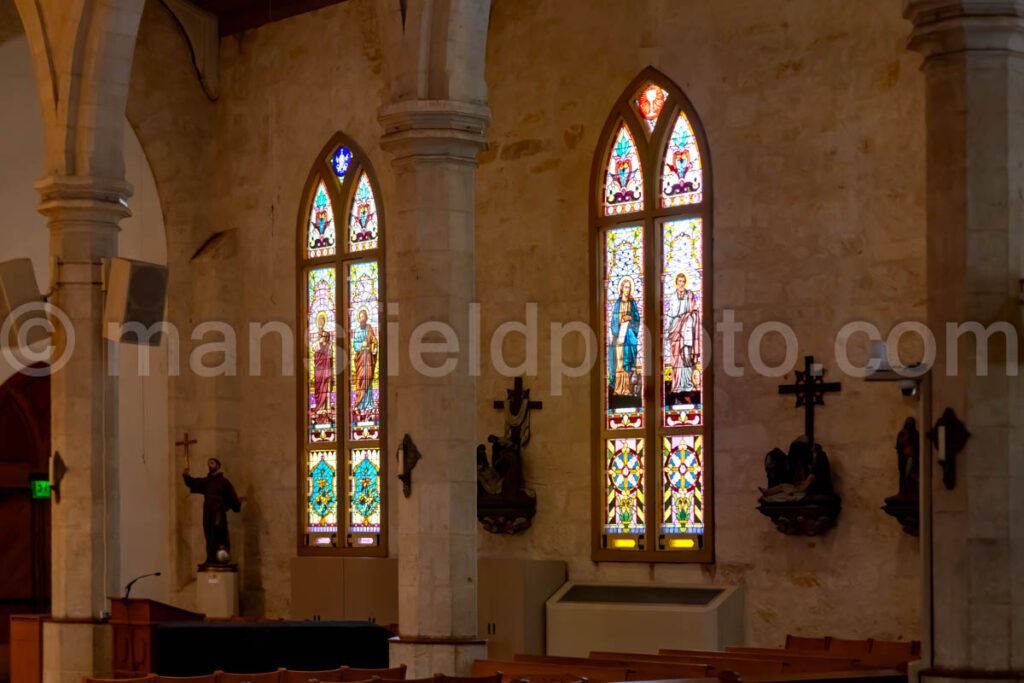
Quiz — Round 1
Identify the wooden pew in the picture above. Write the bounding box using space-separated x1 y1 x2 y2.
868 641 915 660
724 647 905 671
472 660 629 683
587 651 788 678
784 636 828 652
826 639 872 656
744 670 905 683
607 649 854 675
511 654 712 679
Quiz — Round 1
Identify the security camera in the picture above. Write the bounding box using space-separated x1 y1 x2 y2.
899 379 919 398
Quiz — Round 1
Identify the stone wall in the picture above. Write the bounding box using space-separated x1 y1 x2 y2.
119 0 925 643
475 0 925 645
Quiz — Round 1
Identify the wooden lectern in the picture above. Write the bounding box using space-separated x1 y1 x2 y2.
110 599 204 677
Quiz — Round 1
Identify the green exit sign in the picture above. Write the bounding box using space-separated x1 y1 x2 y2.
30 479 50 500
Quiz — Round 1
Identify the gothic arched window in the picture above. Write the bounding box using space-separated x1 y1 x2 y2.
298 134 386 556
593 70 713 562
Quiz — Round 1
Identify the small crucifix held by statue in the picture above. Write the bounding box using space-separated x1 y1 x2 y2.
177 433 245 569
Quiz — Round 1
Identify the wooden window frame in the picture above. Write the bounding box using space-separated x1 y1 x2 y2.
296 133 388 558
590 69 715 563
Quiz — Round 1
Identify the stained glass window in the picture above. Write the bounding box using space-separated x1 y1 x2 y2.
299 135 386 555
307 181 336 258
635 83 668 132
349 173 379 252
662 435 704 536
332 146 353 180
663 219 703 427
348 448 382 536
605 226 645 430
605 438 646 537
348 261 380 441
594 73 711 562
307 267 337 443
661 112 703 207
603 124 644 216
307 450 338 543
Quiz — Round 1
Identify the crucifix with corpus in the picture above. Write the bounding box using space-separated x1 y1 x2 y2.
777 355 842 446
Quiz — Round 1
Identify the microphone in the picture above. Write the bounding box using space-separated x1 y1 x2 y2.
123 572 161 601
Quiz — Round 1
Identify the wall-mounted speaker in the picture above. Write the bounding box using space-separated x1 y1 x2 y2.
0 258 47 348
103 257 169 346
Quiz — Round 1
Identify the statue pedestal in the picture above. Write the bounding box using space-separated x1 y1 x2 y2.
197 567 239 618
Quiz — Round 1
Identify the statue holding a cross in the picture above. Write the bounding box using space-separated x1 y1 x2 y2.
476 377 541 535
176 432 245 568
757 356 842 536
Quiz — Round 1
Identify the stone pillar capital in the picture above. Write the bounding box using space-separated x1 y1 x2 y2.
905 0 1024 57
35 175 133 225
378 99 490 164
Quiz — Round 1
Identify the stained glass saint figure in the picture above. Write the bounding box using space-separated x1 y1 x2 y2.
313 312 334 423
608 277 641 401
666 272 700 396
352 307 378 412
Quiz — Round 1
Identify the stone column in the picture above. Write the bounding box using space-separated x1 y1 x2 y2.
379 100 489 677
905 1 1024 680
38 175 130 683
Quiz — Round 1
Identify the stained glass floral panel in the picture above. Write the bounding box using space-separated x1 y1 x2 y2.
635 83 668 132
348 261 380 441
603 124 644 215
605 226 645 430
307 180 336 258
349 173 379 252
605 438 646 535
307 449 338 536
332 146 353 181
348 448 382 534
662 218 703 427
662 435 704 535
307 267 337 443
661 112 703 207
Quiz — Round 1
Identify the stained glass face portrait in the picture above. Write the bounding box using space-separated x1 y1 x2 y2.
605 226 645 430
307 450 338 534
307 268 337 443
348 261 380 441
661 112 703 207
605 438 646 535
662 435 704 535
603 124 644 216
307 181 336 258
635 83 668 132
348 448 381 533
349 173 379 252
662 218 703 427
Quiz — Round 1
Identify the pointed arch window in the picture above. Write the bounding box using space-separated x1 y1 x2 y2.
592 71 713 563
298 134 386 556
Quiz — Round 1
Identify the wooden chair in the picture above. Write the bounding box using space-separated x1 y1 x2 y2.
279 668 346 683
869 640 915 660
156 675 220 683
339 666 407 682
785 635 829 651
218 671 282 683
827 638 872 656
85 676 157 683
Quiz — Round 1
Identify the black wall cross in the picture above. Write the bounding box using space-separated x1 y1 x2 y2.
778 355 841 446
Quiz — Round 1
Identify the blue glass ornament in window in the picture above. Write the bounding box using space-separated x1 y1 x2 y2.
332 146 353 180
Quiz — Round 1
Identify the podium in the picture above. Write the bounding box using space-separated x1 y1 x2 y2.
109 599 204 677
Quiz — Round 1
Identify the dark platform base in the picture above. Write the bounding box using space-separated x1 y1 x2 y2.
478 493 537 535
882 494 920 536
757 496 842 536
155 620 392 675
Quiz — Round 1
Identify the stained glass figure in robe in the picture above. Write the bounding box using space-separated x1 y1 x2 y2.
307 268 337 443
348 261 380 441
662 435 704 535
605 438 646 535
663 218 703 427
603 124 644 216
307 450 338 534
662 112 704 207
349 173 379 252
605 226 645 430
635 83 668 132
349 448 382 533
332 146 353 180
307 181 337 258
